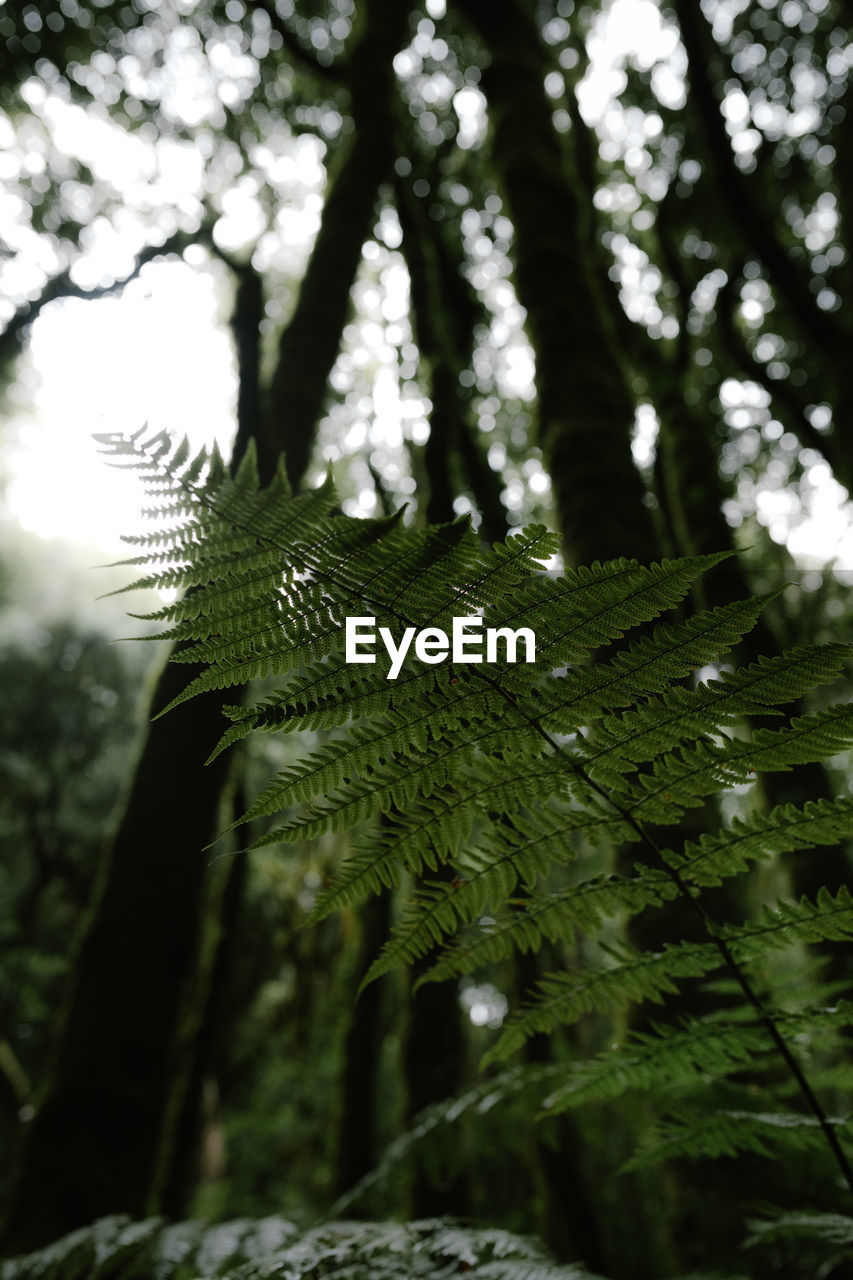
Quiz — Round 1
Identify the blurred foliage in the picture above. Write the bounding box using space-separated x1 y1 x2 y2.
0 614 146 1200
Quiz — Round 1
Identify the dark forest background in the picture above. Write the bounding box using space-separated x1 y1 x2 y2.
0 1 852 1277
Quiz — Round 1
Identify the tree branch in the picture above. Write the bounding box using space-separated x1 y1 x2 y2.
0 227 210 368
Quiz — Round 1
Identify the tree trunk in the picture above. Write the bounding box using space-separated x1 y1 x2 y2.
158 845 250 1217
268 0 410 491
403 972 469 1218
0 656 240 1253
397 162 508 538
455 0 656 565
333 892 392 1201
3 262 266 1254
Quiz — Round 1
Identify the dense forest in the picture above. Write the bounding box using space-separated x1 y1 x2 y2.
0 1 852 1277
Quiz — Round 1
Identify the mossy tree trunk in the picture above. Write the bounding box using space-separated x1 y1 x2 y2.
455 0 657 566
333 892 392 1202
154 268 266 1219
0 659 246 1254
396 156 508 539
268 0 410 491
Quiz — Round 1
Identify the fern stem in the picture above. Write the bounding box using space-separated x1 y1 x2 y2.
477 670 853 1201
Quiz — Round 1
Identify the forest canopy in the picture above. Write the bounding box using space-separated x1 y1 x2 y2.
0 2 852 1279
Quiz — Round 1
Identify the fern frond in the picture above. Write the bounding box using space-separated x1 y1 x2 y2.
420 869 678 986
360 806 635 988
484 891 853 1066
328 1065 561 1218
607 702 853 825
746 1210 853 1248
569 644 852 775
0 1215 603 1280
103 428 853 1201
541 1002 853 1115
665 797 853 886
483 941 723 1066
622 1105 852 1170
719 885 853 955
497 552 733 664
304 757 577 917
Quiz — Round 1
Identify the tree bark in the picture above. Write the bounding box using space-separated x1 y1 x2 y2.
455 0 656 564
0 658 240 1253
333 893 392 1201
267 0 410 491
397 164 508 538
